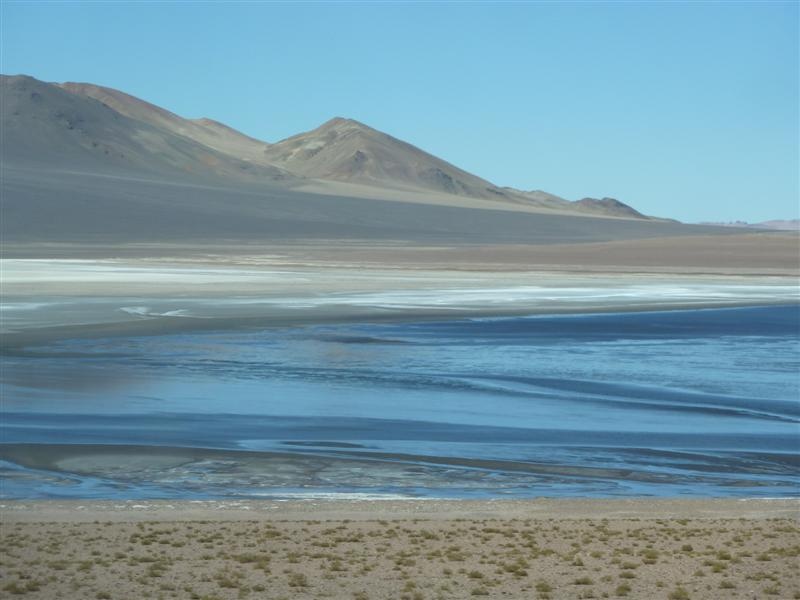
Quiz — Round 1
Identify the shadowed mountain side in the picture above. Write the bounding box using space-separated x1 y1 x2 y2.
1 75 290 182
1 164 747 245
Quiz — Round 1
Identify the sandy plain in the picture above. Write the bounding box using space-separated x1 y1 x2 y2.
1 499 798 600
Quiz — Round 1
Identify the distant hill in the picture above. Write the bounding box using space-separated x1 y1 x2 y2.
698 220 800 231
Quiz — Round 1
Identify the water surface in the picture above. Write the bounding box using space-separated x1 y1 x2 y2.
2 305 798 499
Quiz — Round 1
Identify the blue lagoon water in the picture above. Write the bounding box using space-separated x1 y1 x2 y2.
1 305 798 499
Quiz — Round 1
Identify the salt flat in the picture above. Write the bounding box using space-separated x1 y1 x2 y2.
2 258 797 345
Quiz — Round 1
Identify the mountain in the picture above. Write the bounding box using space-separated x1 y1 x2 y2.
263 117 514 200
2 74 653 220
1 74 290 182
3 73 752 248
261 117 654 219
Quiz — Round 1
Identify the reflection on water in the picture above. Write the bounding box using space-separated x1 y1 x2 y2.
1 305 798 499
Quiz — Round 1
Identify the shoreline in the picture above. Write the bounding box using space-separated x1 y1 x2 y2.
3 299 797 350
3 497 798 523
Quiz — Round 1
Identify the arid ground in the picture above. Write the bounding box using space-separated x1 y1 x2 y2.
1 499 798 600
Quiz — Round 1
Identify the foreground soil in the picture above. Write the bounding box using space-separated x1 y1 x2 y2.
1 499 798 599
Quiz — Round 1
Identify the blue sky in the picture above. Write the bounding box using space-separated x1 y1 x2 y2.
2 1 797 222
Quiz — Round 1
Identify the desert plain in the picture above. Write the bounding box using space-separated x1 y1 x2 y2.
1 499 799 600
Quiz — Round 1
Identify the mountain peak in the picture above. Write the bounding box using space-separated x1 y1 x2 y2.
323 116 361 125
314 116 374 134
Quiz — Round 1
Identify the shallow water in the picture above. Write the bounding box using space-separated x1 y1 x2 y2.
2 305 798 499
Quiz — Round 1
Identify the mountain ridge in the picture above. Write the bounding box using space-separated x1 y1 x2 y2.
1 74 290 182
3 73 662 222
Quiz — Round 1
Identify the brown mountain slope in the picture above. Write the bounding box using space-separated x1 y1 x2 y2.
264 117 652 219
1 75 289 182
59 82 272 163
262 117 521 200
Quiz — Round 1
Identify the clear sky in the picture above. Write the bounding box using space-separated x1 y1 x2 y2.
1 1 797 222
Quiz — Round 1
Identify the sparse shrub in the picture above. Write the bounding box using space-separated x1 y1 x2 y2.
288 572 308 588
668 586 690 600
535 581 552 593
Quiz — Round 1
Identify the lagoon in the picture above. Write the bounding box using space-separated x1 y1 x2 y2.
2 305 798 499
